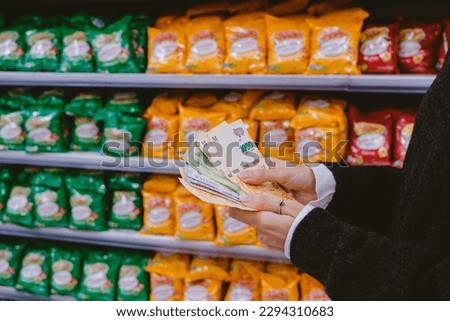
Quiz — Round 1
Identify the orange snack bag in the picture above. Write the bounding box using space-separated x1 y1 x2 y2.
291 96 347 163
142 175 179 235
173 186 215 241
146 91 186 116
184 279 224 301
249 91 296 121
155 15 179 29
266 262 300 279
250 91 296 160
143 174 179 193
146 252 190 301
178 106 227 155
225 259 264 301
183 92 218 108
215 205 257 246
147 18 186 73
142 113 179 159
224 13 267 74
266 15 310 74
299 273 330 301
243 119 259 142
185 256 229 282
306 8 369 74
186 16 225 74
260 272 299 301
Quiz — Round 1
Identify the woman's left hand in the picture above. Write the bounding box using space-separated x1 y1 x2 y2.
228 193 305 251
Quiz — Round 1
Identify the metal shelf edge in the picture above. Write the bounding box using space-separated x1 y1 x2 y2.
0 72 435 93
0 286 75 301
0 151 181 174
0 224 289 263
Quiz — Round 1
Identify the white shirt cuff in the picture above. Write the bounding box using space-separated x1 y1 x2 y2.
283 164 337 259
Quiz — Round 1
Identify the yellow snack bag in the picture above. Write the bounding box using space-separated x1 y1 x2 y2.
146 252 190 301
183 92 218 108
184 279 224 301
225 259 265 301
259 119 294 160
224 13 267 74
214 205 257 246
186 256 229 282
249 91 296 121
147 19 186 73
306 8 369 74
243 119 259 141
211 90 265 121
142 113 179 159
174 193 215 241
266 15 310 74
260 272 299 301
291 96 347 163
299 273 330 301
142 190 174 235
178 106 227 154
186 16 225 74
143 174 179 193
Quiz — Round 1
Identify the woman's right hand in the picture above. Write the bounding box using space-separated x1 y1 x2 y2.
238 159 318 205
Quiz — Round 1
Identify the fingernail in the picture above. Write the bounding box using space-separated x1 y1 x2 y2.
239 171 251 180
240 194 252 204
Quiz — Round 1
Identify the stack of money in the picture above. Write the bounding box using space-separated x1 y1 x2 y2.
179 120 289 210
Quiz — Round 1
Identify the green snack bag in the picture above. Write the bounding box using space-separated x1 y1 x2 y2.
105 92 142 116
66 93 103 151
50 247 82 296
89 16 108 29
30 168 65 189
0 242 25 286
35 89 66 111
0 166 15 182
16 247 50 296
60 26 94 73
86 15 139 73
68 188 107 231
0 109 26 150
24 109 66 153
0 26 27 71
22 27 61 71
96 110 146 157
109 191 142 230
13 16 43 28
32 185 68 228
108 172 142 191
79 251 121 300
3 185 34 228
117 253 148 301
0 181 9 221
65 170 106 193
130 15 151 72
0 87 35 110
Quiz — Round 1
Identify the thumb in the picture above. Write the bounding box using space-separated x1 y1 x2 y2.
238 167 293 186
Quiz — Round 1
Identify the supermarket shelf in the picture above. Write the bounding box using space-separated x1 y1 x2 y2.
0 286 75 301
0 224 289 263
0 72 435 93
0 151 181 174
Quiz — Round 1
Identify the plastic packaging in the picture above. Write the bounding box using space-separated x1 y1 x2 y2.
50 246 82 296
214 205 257 246
117 253 149 301
0 242 25 287
16 247 51 296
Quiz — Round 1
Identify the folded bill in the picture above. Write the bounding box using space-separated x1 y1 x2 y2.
180 119 289 210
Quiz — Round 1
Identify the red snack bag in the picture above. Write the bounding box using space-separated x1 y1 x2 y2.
437 19 450 70
398 22 442 74
358 23 399 74
347 106 393 166
393 110 415 168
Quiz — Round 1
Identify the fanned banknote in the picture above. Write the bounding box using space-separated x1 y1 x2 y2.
180 119 289 210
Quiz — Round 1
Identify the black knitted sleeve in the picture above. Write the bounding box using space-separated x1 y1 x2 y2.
289 209 450 300
325 165 401 235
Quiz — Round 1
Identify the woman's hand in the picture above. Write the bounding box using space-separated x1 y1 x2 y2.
228 160 317 251
239 159 317 204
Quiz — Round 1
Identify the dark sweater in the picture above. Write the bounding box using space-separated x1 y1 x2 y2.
290 53 450 300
